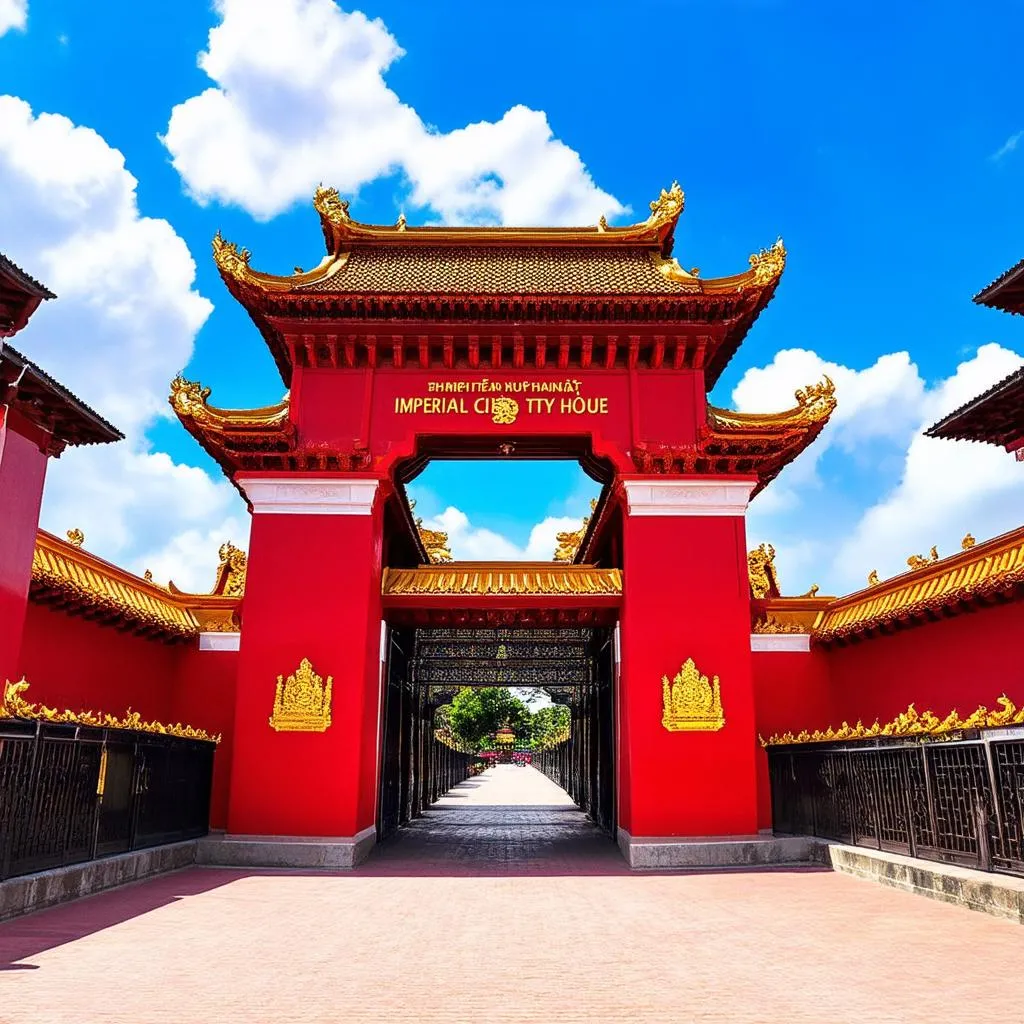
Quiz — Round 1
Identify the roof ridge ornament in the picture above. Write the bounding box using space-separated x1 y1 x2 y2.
793 375 837 423
646 181 685 227
748 237 787 285
212 231 251 281
313 184 350 224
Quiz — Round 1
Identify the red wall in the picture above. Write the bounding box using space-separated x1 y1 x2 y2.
751 649 832 830
17 603 238 829
823 602 1024 726
0 416 49 681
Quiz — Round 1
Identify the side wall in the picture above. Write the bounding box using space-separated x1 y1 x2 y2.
823 602 1024 725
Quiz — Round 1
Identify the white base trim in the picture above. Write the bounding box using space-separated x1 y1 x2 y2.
196 825 377 870
622 478 754 516
750 633 811 652
199 632 241 652
617 828 825 869
239 477 379 515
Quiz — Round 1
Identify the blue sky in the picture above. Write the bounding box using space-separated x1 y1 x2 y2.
2 0 1022 592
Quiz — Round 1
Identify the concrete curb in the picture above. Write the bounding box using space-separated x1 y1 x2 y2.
0 841 198 923
195 827 377 870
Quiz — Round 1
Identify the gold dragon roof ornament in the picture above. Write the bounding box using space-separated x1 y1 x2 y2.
269 658 333 732
553 499 597 563
213 542 247 597
212 231 251 281
313 185 351 225
662 657 725 732
747 542 778 599
793 375 837 422
748 238 787 286
907 546 939 570
646 181 685 227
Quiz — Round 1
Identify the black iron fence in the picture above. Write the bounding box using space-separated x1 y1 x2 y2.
0 718 215 882
768 729 1024 877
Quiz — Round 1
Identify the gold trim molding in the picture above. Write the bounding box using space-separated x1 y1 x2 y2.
1 679 221 743
761 695 1024 746
662 658 725 732
382 563 622 597
269 658 333 732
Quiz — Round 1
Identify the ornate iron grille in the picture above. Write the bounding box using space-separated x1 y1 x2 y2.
0 720 215 883
992 740 1024 872
767 731 1024 878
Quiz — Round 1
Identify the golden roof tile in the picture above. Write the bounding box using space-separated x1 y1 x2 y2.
382 563 623 598
813 526 1024 643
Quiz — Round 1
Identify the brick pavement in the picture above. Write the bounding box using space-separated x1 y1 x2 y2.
1 766 1020 1024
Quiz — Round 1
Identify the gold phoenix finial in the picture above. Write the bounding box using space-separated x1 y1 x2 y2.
662 658 724 732
962 533 976 550
269 658 333 732
749 237 787 285
66 528 84 548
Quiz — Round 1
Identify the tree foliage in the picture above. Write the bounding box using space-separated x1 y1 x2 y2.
441 688 570 750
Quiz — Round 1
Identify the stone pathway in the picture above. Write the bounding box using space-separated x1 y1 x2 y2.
0 767 1019 1023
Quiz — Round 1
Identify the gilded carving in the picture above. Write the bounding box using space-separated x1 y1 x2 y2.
215 542 248 597
66 528 84 548
753 616 806 635
313 185 351 225
381 565 622 597
211 232 252 281
418 526 452 563
747 543 777 599
553 499 598 563
867 570 880 586
661 658 725 732
169 376 214 423
1 679 220 742
762 694 1024 746
748 238 787 285
906 546 939 570
269 658 333 732
962 533 976 550
647 181 685 226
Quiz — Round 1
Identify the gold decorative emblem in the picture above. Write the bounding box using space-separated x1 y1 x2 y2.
270 658 333 732
66 528 84 548
491 396 519 425
661 658 725 732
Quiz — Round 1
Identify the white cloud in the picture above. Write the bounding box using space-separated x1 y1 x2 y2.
739 343 1024 595
162 0 624 225
990 130 1023 162
0 96 247 590
0 0 27 36
423 507 582 562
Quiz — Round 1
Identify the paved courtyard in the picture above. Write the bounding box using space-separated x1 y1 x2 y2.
1 766 1019 1024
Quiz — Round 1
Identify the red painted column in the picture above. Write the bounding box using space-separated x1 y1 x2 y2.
225 476 384 854
616 478 759 847
0 409 50 682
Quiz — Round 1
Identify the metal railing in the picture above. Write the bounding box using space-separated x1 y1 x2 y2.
768 729 1024 877
0 718 215 882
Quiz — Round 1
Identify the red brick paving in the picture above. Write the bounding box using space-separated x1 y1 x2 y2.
0 767 1019 1024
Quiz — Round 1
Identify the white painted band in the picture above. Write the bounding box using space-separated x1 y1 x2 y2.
239 477 379 515
750 633 811 652
622 478 754 517
199 632 241 652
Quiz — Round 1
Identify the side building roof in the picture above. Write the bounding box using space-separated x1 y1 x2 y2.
925 365 1024 450
974 256 1024 315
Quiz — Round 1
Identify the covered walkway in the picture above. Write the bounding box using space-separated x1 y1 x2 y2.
0 767 1019 1023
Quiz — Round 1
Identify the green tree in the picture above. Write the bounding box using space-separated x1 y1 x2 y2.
445 687 531 749
529 704 571 749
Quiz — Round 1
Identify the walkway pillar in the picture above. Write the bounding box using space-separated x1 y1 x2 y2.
223 476 384 863
616 478 760 855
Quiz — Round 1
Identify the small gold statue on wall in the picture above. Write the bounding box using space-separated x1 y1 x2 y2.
661 657 725 732
269 657 333 732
